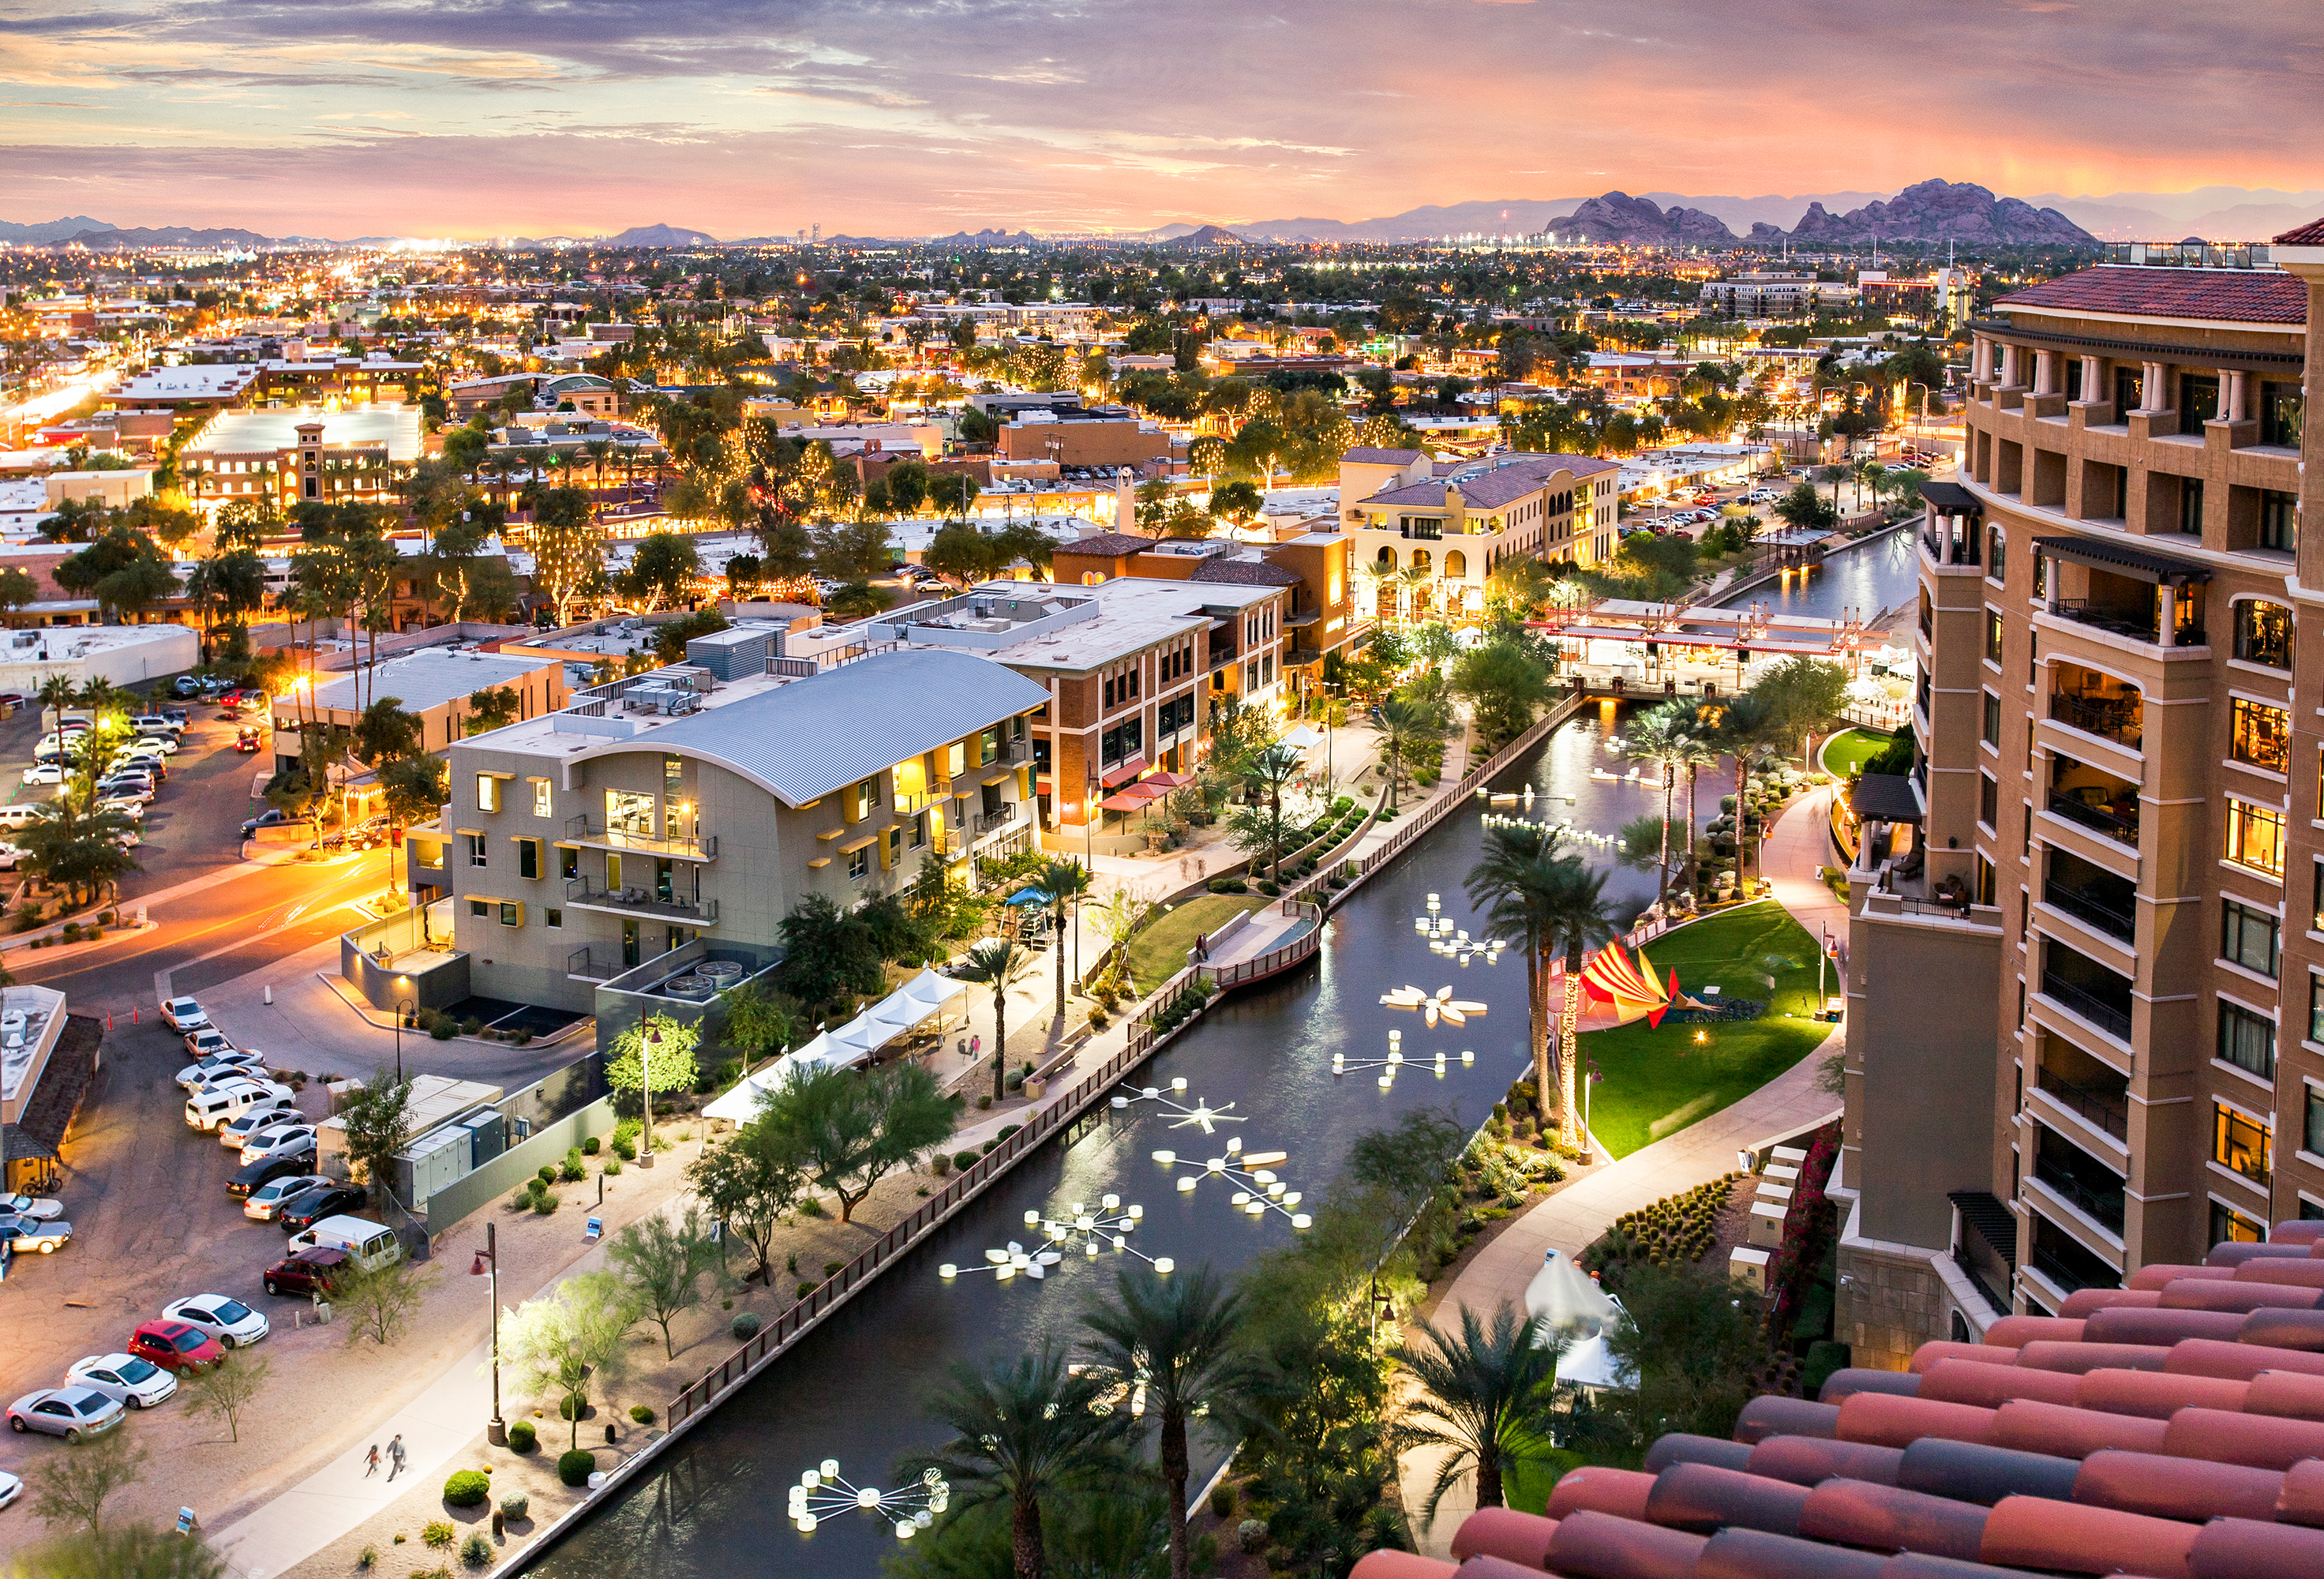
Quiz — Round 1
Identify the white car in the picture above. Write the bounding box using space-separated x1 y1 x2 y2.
184 1027 235 1058
0 844 17 872
218 1100 300 1146
239 1124 318 1165
176 1051 261 1090
0 1193 62 1221
0 1470 18 1510
126 733 180 756
161 1296 269 1350
244 1172 328 1221
159 997 208 1034
66 1353 178 1410
97 796 145 820
19 763 62 787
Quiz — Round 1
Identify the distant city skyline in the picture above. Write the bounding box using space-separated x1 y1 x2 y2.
3 0 2318 241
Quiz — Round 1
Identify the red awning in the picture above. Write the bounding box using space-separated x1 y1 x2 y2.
1100 756 1147 788
1142 770 1197 790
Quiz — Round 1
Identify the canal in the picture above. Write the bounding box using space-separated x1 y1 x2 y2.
1719 523 1917 623
533 719 1701 1579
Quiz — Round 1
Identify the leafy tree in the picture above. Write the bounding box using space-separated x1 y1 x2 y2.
380 753 448 831
29 1432 146 1532
528 485 602 626
1449 639 1545 752
724 551 763 600
954 934 1039 1105
650 608 730 664
608 1205 722 1357
775 894 883 1018
497 1270 642 1450
901 1342 1140 1579
1228 742 1305 886
928 471 978 520
187 1355 271 1442
755 1060 955 1223
1603 1263 1767 1441
0 566 38 617
1370 692 1448 812
624 531 702 611
1711 690 1790 881
688 1120 807 1285
353 696 423 767
1392 1303 1560 1522
1541 860 1619 1146
605 1013 702 1115
886 457 931 516
1751 655 1850 767
337 1258 437 1346
812 517 894 582
718 980 803 1061
1770 480 1839 534
1207 479 1264 532
9 1527 227 1579
1079 1267 1248 1579
463 685 520 736
52 523 178 621
825 579 893 621
339 1066 415 1205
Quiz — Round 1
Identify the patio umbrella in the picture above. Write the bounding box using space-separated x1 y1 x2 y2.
1279 724 1323 750
1142 770 1197 790
1100 782 1164 812
1005 887 1051 906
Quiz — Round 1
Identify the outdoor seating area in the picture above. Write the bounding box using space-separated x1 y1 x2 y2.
701 968 969 1122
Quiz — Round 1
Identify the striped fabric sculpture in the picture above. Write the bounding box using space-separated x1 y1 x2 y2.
1577 941 1680 1030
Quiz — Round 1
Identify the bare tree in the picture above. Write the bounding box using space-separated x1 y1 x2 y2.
31 1434 148 1534
189 1356 271 1443
338 1259 440 1347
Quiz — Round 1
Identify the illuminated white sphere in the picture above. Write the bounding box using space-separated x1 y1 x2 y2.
1461 1049 1475 1063
1281 1191 1301 1206
803 1470 822 1489
897 1521 916 1540
1178 1176 1198 1192
939 1263 958 1278
1024 1210 1040 1226
1226 1136 1243 1153
1291 1213 1312 1228
1154 1257 1175 1273
857 1486 882 1508
1152 1149 1176 1165
1206 1157 1224 1172
1127 1204 1143 1218
797 1513 818 1532
1171 1077 1188 1092
1102 1193 1119 1209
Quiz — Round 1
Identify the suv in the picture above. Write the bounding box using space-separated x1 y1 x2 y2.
241 808 299 838
126 1320 223 1374
262 1247 349 1297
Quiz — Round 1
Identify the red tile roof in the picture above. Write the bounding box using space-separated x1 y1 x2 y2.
1051 531 1156 559
1354 1216 2324 1579
1996 264 2307 326
2273 215 2324 246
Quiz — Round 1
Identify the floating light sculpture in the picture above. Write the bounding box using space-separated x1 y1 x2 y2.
938 1192 1162 1282
1379 984 1489 1026
1113 1090 1311 1229
789 1461 948 1540
1332 1025 1476 1086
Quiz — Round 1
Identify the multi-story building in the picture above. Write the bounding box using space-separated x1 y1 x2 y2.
428 646 1049 1010
1343 449 1621 616
180 408 424 512
1835 227 2324 1368
995 407 1191 477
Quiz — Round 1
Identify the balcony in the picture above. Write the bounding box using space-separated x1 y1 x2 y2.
2037 1066 2130 1142
566 945 617 981
2030 1240 2108 1297
2040 970 2132 1041
2042 882 2135 943
2033 1144 2127 1235
563 880 719 926
2051 598 2201 647
2046 790 2138 846
973 805 1021 838
2048 692 2141 751
564 815 716 863
894 782 954 816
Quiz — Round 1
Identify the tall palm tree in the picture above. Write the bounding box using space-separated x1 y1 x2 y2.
1239 742 1304 886
955 933 1039 1105
1712 691 1787 885
903 1341 1138 1579
1609 702 1691 898
1464 822 1571 1120
1541 861 1619 1147
1080 1266 1246 1579
1392 1301 1561 1524
35 674 76 746
1371 694 1445 813
1032 856 1092 1025
1670 710 1722 898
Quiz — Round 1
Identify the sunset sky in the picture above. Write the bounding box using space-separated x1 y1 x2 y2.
2 0 2319 239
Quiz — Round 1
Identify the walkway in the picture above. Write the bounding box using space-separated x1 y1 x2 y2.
1407 786 1850 1552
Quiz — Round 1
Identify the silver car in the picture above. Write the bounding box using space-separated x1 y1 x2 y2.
0 1215 71 1255
7 1386 123 1442
0 1192 62 1221
243 1172 328 1222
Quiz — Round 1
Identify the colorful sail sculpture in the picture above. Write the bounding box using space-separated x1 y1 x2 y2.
1578 942 1678 1029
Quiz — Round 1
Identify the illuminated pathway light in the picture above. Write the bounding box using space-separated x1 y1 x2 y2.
789 1461 949 1540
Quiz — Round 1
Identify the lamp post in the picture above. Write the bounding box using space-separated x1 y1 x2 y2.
393 996 414 1085
482 1221 505 1445
637 1022 658 1168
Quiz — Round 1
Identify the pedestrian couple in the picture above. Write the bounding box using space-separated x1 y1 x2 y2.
365 1435 406 1480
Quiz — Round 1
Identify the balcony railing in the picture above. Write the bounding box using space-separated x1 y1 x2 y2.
2048 693 2142 750
2051 599 2202 649
2033 1160 2127 1236
2043 883 2135 942
564 815 716 862
2030 1240 2111 1296
2037 1067 2130 1141
974 805 1020 837
564 880 719 926
894 782 954 816
2040 972 2134 1041
566 946 617 981
2046 791 2138 846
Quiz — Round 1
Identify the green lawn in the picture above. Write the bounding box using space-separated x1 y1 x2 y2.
1580 901 1833 1159
1819 727 1895 778
1125 892 1270 995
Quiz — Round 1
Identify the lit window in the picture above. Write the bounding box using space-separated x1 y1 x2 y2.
2213 1103 2273 1185
2226 799 2286 877
848 846 869 880
477 774 499 813
2230 698 2288 774
530 778 553 819
464 833 487 868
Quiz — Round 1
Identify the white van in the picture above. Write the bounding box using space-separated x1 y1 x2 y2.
285 1213 402 1273
184 1079 294 1131
0 805 42 832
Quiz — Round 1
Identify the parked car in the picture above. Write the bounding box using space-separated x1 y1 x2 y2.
120 751 171 778
262 1246 350 1298
184 1078 294 1131
7 1387 123 1442
0 1192 62 1221
126 1320 223 1374
0 1471 19 1510
219 1100 301 1146
66 1353 177 1410
277 1184 369 1232
241 808 298 838
96 776 154 805
159 996 209 1033
0 1216 72 1255
172 675 202 698
161 1295 268 1349
238 1124 319 1166
183 1026 236 1058
19 763 62 787
176 1049 260 1088
240 1170 328 1217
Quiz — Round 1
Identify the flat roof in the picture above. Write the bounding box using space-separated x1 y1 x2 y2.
292 647 554 715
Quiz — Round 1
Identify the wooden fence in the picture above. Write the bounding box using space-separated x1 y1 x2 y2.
1198 900 1323 991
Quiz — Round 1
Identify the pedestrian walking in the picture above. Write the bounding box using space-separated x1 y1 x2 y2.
386 1434 406 1481
364 1444 380 1477
971 1033 980 1059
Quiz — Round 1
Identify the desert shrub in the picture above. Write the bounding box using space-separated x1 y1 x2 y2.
557 1450 595 1487
733 1312 763 1341
505 1420 536 1452
442 1470 490 1507
422 1521 455 1548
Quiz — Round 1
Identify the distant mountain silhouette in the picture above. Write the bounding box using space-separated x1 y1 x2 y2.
1557 193 1737 246
605 223 719 247
54 225 276 249
1160 224 1249 249
0 216 114 244
1776 180 2094 247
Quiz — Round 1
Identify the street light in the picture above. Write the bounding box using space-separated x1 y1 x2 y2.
478 1221 506 1445
393 996 414 1085
637 1022 658 1168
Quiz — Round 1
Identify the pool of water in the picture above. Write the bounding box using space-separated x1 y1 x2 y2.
1719 525 1917 624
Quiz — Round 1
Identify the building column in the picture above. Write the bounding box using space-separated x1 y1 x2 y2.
1970 335 1989 385
2080 355 2102 403
2159 584 2177 648
2043 553 2060 615
2226 369 2250 423
2034 351 2057 396
2141 362 2166 412
2000 343 2021 387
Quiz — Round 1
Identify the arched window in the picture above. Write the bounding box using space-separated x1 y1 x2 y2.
1444 549 1467 579
1410 549 1431 574
1375 546 1396 569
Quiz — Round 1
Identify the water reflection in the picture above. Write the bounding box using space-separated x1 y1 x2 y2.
1720 524 1917 624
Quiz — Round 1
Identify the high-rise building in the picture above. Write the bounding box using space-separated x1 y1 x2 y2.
1833 220 2324 1367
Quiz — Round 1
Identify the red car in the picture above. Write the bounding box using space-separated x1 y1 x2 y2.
261 1246 348 1297
235 726 263 753
126 1319 225 1374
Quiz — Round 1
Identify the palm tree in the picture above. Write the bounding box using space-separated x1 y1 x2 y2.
1541 861 1619 1147
36 674 76 746
1711 691 1787 885
1080 1266 1246 1579
1032 856 1093 1026
1609 702 1691 899
1392 1301 1561 1524
903 1341 1138 1579
1371 694 1445 812
1239 742 1304 886
1670 711 1722 898
955 933 1039 1105
1464 822 1571 1120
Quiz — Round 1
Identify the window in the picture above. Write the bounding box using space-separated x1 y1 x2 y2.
477 774 500 813
497 901 522 928
2261 381 2305 448
980 726 1000 766
883 827 902 869
467 898 488 918
2221 898 2280 977
852 777 879 821
2227 799 2286 877
545 907 563 930
1982 692 2001 747
2231 698 2289 774
607 790 654 836
2261 490 2299 555
2179 478 2205 536
516 838 541 880
2233 600 2293 669
560 846 579 881
2213 1104 2273 1185
912 812 928 849
2308 1086 2324 1157
2212 1202 2266 1246
847 846 869 880
1985 609 2004 664
464 832 487 868
530 778 552 819
1989 527 2006 582
2217 1000 2277 1079
1979 772 1998 829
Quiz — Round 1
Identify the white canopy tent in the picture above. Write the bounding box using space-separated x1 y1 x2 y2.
700 970 971 1124
1524 1247 1636 1392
